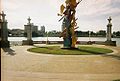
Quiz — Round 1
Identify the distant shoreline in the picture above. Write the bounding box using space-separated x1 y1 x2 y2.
8 36 120 38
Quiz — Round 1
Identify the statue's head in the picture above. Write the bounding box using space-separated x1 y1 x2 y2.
109 16 112 20
2 11 4 14
108 16 112 23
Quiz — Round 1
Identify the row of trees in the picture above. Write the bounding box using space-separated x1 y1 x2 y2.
24 31 61 37
75 30 120 37
8 29 120 38
113 31 120 37
75 30 106 37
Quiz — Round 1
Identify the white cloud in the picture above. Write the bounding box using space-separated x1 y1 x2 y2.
1 0 120 32
77 0 112 15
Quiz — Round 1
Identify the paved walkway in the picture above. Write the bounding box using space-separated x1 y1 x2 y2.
1 44 120 81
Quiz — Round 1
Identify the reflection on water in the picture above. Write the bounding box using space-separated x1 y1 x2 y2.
8 37 120 47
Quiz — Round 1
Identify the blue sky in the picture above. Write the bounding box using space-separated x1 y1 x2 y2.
1 0 120 32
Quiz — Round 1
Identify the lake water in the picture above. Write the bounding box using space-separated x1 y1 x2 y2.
8 37 120 47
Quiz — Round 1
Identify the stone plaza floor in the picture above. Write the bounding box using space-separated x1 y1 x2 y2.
1 44 120 81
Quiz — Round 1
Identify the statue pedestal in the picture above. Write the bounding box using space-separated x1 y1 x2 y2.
105 41 116 46
22 40 33 45
1 40 10 47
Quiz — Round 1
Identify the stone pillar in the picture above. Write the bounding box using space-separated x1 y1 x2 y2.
27 25 32 41
106 16 112 41
0 11 9 47
27 17 32 41
105 16 116 46
22 17 33 45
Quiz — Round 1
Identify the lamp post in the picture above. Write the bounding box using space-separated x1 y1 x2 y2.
46 31 48 44
89 31 91 41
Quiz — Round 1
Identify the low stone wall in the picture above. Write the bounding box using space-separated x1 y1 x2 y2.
9 41 116 46
33 41 63 44
10 41 22 46
22 40 33 45
33 41 105 45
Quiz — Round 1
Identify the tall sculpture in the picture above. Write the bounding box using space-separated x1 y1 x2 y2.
58 0 82 48
0 11 9 47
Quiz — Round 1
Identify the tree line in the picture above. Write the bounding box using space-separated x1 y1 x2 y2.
8 29 120 38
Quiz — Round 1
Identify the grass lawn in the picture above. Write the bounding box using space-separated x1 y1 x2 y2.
27 46 113 55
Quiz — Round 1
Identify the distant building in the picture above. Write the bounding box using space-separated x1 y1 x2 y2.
24 23 38 34
32 25 38 33
40 26 45 33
